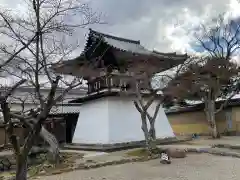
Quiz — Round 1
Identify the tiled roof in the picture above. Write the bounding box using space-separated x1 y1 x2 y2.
49 104 82 114
52 29 189 77
89 29 151 55
165 97 240 114
88 29 188 60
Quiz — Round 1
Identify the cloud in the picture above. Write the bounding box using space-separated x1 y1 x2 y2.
86 0 235 54
0 0 239 93
1 0 238 54
0 0 239 74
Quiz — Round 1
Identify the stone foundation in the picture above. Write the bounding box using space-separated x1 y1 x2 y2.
64 137 192 152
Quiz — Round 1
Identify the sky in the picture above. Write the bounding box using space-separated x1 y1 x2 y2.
1 0 239 55
0 0 239 88
78 0 240 54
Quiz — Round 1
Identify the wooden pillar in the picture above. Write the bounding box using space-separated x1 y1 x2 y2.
96 79 100 92
87 82 90 94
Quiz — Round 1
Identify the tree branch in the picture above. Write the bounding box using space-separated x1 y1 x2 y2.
215 83 240 114
22 76 61 156
146 100 162 123
3 79 27 99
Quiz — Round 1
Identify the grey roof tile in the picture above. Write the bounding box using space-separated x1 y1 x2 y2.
88 29 188 60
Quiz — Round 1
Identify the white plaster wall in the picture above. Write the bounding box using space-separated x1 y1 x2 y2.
108 97 175 143
73 96 175 144
72 99 109 144
8 88 86 104
9 103 36 112
108 97 145 143
153 102 175 138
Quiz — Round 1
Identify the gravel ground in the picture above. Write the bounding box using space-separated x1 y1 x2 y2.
39 154 240 180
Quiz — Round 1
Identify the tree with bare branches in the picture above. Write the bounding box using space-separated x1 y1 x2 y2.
131 59 190 154
0 0 100 179
196 15 240 60
131 75 163 153
167 57 240 138
166 15 240 138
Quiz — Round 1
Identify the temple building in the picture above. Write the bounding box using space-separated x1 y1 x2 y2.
53 29 188 145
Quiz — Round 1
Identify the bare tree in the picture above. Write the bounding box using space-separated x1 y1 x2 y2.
131 59 190 154
167 57 240 138
0 0 100 179
197 15 240 137
196 15 240 60
165 15 240 139
132 75 162 153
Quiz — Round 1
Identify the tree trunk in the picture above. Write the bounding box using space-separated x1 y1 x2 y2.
141 114 150 145
209 113 218 138
206 100 218 139
148 127 157 153
4 126 7 146
40 127 60 164
147 101 161 141
140 113 152 152
140 114 158 154
149 122 156 140
212 124 218 138
15 155 27 180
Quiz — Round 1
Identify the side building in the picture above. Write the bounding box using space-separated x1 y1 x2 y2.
166 98 240 136
0 86 87 145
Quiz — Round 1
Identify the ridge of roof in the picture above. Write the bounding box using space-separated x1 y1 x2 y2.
165 97 240 114
52 29 190 71
89 29 189 60
153 50 188 58
0 86 88 92
89 28 141 45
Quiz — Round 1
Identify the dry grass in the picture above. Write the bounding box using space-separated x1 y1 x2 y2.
0 152 84 179
41 154 240 180
126 148 149 157
28 152 84 177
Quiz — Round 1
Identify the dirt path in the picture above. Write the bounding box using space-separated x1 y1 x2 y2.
37 154 240 180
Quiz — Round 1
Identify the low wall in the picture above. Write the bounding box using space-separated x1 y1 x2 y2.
167 111 209 135
64 137 192 152
232 107 240 132
167 110 233 135
0 125 25 145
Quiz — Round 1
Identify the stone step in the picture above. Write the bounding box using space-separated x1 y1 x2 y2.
159 144 240 158
207 148 240 158
184 147 240 158
212 143 240 150
64 137 192 152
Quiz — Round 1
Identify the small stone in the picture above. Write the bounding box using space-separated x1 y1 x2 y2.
86 159 95 163
160 159 171 164
40 170 46 174
167 148 186 158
